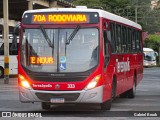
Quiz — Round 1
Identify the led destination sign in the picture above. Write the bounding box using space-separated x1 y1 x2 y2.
33 14 88 23
23 12 99 24
30 56 54 65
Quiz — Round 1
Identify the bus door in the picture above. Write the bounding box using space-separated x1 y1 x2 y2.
9 43 18 74
103 22 113 99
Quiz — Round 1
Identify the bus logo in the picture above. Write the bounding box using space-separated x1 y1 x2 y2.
117 61 130 73
55 84 60 90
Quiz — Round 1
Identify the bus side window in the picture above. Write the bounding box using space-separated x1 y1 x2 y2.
131 30 135 53
116 24 122 53
139 31 143 53
110 23 116 53
122 26 127 53
128 28 132 53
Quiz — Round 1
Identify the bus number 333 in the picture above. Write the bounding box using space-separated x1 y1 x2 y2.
67 84 75 88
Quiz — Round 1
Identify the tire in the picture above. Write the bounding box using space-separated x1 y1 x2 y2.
119 91 128 98
120 74 136 98
112 78 116 99
100 78 116 110
0 67 4 78
41 102 51 110
127 75 136 98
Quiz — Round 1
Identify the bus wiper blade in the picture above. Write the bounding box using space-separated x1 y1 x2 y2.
66 25 80 45
39 26 54 48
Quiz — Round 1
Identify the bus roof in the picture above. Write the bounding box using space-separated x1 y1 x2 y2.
143 48 154 52
22 8 142 30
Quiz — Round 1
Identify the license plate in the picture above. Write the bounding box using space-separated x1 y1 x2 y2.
50 98 65 103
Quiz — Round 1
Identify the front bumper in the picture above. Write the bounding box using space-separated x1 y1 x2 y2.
143 61 156 66
19 85 104 103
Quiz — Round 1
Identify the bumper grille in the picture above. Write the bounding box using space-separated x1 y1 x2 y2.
30 76 86 82
35 93 80 101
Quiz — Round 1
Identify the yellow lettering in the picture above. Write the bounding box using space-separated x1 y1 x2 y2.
74 15 77 21
67 15 72 22
34 14 88 23
37 57 41 64
62 15 66 22
82 15 87 22
53 15 57 21
30 57 36 64
33 15 46 22
48 57 54 64
40 57 45 64
30 57 54 64
33 15 37 22
41 15 46 22
77 15 81 21
48 15 52 21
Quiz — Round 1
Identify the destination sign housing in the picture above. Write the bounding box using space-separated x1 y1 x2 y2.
23 12 99 24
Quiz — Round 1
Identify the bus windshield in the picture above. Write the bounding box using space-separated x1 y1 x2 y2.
21 28 99 73
144 51 156 61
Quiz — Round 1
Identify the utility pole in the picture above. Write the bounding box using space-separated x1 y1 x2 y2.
28 0 33 10
135 7 138 23
3 0 9 84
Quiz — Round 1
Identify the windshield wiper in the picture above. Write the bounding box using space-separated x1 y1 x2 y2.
66 25 80 45
65 25 80 56
39 26 54 48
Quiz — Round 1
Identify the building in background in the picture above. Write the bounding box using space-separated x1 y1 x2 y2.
0 0 75 77
0 0 75 33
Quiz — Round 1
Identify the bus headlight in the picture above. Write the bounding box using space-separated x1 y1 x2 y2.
85 75 101 90
19 75 32 90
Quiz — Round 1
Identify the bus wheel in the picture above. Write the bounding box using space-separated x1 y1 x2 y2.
127 75 136 98
119 91 128 98
0 67 4 78
100 79 116 110
100 99 112 110
41 102 51 110
120 75 136 98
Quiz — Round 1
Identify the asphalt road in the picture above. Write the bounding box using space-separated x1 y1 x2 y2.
0 67 160 119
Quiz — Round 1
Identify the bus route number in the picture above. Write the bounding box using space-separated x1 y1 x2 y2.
67 84 75 88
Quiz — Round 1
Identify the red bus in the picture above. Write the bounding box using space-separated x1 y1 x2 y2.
13 7 143 110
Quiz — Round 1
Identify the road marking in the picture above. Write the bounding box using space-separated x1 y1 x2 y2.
113 103 160 106
0 90 18 92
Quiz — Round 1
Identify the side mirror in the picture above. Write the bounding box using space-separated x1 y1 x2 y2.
11 22 20 51
155 52 158 56
14 22 20 36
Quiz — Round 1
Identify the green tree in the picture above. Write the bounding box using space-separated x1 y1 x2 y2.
100 0 130 11
72 0 131 12
135 0 160 33
72 0 160 34
72 0 102 8
144 34 160 52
